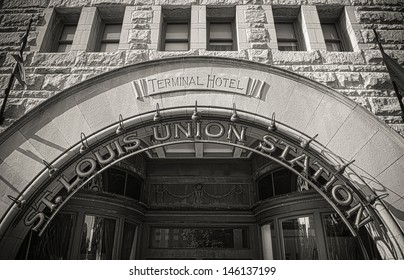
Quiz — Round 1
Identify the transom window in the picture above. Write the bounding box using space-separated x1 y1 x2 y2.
150 227 249 249
208 22 236 51
163 22 189 51
57 25 76 52
99 23 122 52
258 169 299 200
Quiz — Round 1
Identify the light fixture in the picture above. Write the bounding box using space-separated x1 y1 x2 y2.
79 132 89 154
42 159 58 177
7 195 26 209
116 114 125 135
268 112 277 132
230 103 240 122
300 134 319 149
153 103 162 122
335 160 355 175
191 101 201 121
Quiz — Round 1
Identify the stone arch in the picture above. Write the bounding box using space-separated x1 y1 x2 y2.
0 56 403 259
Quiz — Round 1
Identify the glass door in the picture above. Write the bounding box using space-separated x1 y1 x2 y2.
280 215 319 260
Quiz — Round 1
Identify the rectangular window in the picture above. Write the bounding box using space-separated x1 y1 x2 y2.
321 23 343 52
163 22 189 51
56 24 77 52
275 22 299 51
273 6 305 51
99 23 122 52
208 21 235 51
150 227 249 249
281 216 318 260
317 6 353 52
79 215 116 260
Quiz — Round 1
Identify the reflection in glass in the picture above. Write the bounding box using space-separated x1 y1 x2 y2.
121 222 137 259
79 215 116 260
323 214 365 259
151 228 248 249
261 223 277 260
282 216 318 260
16 213 75 260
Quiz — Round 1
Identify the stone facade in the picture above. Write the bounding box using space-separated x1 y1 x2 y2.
0 0 403 134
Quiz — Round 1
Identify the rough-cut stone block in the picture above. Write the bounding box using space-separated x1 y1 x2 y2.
74 51 125 67
2 99 28 119
247 28 270 43
336 72 362 88
14 75 44 91
351 96 371 111
42 74 83 91
0 14 33 27
357 11 404 24
149 50 199 60
198 50 248 59
321 51 365 65
245 10 267 23
129 29 151 44
363 50 384 65
272 50 322 64
48 0 91 6
365 29 404 44
124 50 149 65
299 72 338 88
92 0 135 5
2 0 49 8
131 10 153 24
0 75 10 90
0 33 24 46
30 52 78 67
247 49 271 63
243 0 264 4
200 0 240 5
155 0 198 4
362 72 392 90
369 97 402 116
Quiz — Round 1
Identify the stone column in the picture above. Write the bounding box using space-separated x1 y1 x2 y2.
300 5 326 51
119 6 136 51
71 7 99 52
149 6 162 51
236 5 249 50
263 5 278 50
33 8 55 52
190 5 206 50
341 6 361 51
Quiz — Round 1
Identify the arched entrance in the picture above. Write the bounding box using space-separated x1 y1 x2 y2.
0 57 403 259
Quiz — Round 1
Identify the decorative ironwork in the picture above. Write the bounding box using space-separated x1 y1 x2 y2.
191 101 201 121
268 112 277 132
153 103 162 122
300 134 319 150
79 132 89 154
115 114 125 135
42 160 58 178
154 183 246 206
230 103 240 122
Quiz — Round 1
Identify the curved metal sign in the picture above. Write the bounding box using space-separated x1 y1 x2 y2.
4 104 397 259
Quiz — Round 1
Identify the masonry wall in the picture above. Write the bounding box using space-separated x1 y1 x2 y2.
0 0 403 134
